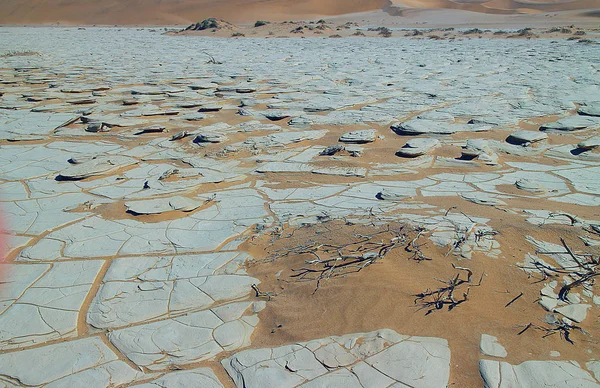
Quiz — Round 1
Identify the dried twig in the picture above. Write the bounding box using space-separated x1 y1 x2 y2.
521 237 599 302
445 206 477 223
252 284 276 301
405 228 431 262
505 292 523 308
560 238 589 270
474 229 499 243
517 323 533 335
285 225 405 294
548 212 580 226
204 52 223 64
558 272 600 302
414 265 483 315
586 224 600 236
517 315 588 344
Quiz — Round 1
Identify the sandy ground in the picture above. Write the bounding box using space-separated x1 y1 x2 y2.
242 218 600 387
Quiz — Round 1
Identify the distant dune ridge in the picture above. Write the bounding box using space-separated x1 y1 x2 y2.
0 0 597 25
388 0 600 15
0 0 388 25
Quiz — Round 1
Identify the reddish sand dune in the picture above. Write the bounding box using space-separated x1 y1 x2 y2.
0 0 389 25
389 0 600 14
0 0 596 26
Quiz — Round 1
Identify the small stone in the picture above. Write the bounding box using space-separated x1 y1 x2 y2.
181 113 206 121
170 131 191 141
396 138 440 157
57 156 137 180
236 87 256 93
480 334 507 358
252 301 266 313
177 101 204 108
566 293 581 304
541 284 558 298
320 145 345 156
263 110 294 121
477 152 499 165
418 111 454 121
578 103 600 117
554 304 591 323
189 83 216 90
578 136 600 150
587 361 600 381
134 125 165 135
346 146 363 157
339 129 376 143
562 317 573 326
125 196 204 215
195 133 228 143
460 192 506 206
550 351 561 357
507 130 547 145
312 167 366 177
140 108 179 116
198 105 223 112
540 116 600 131
515 178 548 194
85 122 110 133
68 98 96 105
539 296 559 312
462 139 490 158
391 120 490 135
375 189 411 201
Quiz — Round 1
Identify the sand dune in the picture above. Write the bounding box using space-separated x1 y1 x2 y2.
0 0 597 25
0 0 388 25
389 0 600 14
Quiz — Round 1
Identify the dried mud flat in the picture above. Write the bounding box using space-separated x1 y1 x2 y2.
0 27 600 387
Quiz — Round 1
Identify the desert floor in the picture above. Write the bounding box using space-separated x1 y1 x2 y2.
0 15 599 388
